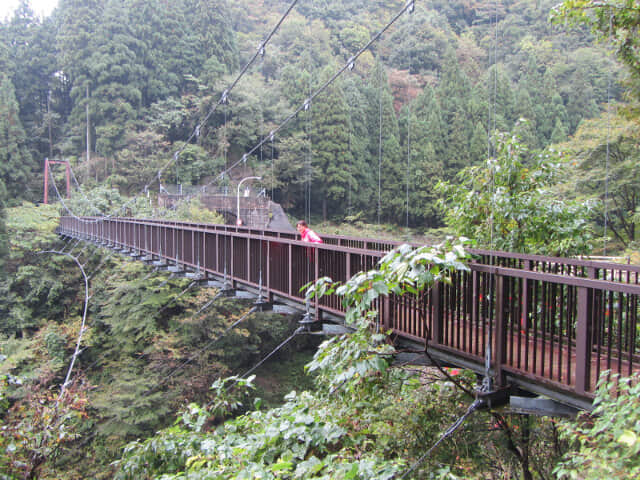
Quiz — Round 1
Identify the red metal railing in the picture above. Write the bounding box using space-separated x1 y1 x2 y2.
59 216 640 407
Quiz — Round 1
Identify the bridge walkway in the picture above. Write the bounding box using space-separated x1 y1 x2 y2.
58 216 640 410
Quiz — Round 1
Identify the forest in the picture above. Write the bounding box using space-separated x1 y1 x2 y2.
1 0 640 478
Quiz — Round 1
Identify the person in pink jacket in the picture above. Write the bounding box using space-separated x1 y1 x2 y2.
296 220 323 243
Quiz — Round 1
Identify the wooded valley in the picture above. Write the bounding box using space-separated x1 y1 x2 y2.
1 0 639 478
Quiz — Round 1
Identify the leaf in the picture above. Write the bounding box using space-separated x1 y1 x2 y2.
345 463 359 479
617 430 637 447
271 460 294 472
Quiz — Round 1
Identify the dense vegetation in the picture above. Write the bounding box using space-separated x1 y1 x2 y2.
1 0 640 479
0 203 315 478
1 0 636 252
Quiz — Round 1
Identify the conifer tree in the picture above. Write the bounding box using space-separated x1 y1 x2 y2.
309 72 352 221
413 86 446 159
399 103 445 227
188 0 238 74
437 52 474 176
550 118 568 144
363 60 403 223
0 75 35 204
469 122 488 165
0 178 7 276
342 76 373 218
56 0 103 155
88 0 143 155
5 2 57 159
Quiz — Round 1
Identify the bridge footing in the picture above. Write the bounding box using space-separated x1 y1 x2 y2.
509 396 579 417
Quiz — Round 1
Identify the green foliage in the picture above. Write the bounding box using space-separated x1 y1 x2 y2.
168 142 224 186
554 372 640 479
4 202 60 253
437 130 594 256
1 0 619 228
160 197 225 224
0 377 91 480
551 0 640 106
0 203 81 337
113 238 478 479
556 110 640 252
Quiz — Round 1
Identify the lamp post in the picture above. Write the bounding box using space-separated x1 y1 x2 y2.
236 176 261 226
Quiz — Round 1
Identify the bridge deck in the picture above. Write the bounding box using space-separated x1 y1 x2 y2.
58 216 640 409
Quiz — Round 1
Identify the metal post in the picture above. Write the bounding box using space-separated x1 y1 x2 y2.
44 158 49 204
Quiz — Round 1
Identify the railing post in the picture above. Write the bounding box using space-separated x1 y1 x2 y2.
247 235 251 282
522 260 531 331
383 296 391 331
575 274 594 395
266 240 271 300
315 247 321 320
431 282 442 345
471 269 479 332
494 274 507 387
215 233 219 273
288 243 292 296
230 233 234 281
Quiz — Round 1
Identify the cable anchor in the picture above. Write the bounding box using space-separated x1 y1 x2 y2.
299 297 315 332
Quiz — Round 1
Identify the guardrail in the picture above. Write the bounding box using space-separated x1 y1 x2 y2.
58 216 640 408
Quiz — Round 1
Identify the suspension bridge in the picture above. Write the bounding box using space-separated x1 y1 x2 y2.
57 215 640 412
42 0 639 418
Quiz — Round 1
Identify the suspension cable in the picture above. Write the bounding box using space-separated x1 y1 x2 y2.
186 0 417 202
378 60 383 227
206 325 303 409
482 0 501 393
150 297 253 392
52 0 302 224
396 399 483 479
148 0 303 204
68 162 104 216
306 61 312 224
404 1 416 234
604 12 612 255
37 250 90 408
156 280 197 315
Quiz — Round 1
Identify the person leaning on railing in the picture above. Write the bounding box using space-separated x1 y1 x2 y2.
296 220 322 243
